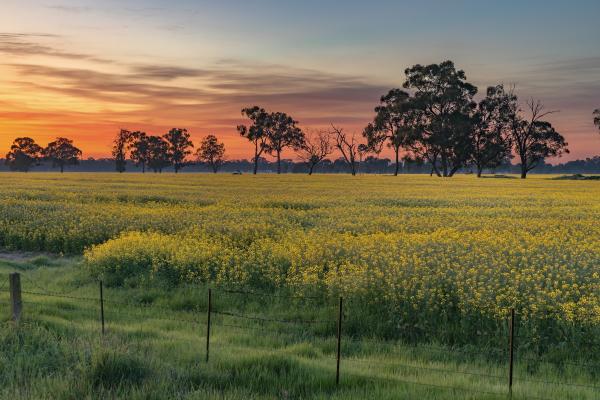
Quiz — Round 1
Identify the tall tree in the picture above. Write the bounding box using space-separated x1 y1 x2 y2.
403 61 478 177
5 137 42 172
264 112 305 174
129 131 150 173
508 99 569 179
330 125 361 176
196 134 226 173
594 109 600 133
112 129 132 173
363 89 414 175
470 85 516 177
237 106 270 175
43 137 82 173
147 135 170 173
297 129 333 175
163 128 193 173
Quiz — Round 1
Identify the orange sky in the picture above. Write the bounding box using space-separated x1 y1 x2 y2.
1 2 599 162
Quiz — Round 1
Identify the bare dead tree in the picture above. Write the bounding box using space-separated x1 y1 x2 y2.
330 124 360 176
296 129 334 175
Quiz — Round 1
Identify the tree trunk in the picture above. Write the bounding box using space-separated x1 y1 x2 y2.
520 153 527 179
477 167 482 178
308 163 314 175
441 153 448 177
394 148 400 176
253 155 258 175
276 151 281 174
142 163 145 173
60 164 64 173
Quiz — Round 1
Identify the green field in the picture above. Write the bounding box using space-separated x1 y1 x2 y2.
0 173 598 399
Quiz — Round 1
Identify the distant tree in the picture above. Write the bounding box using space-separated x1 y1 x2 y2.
129 131 150 173
163 128 193 173
508 99 569 179
42 137 82 173
330 125 362 176
403 61 478 177
470 85 516 177
147 135 170 173
363 89 414 175
297 129 333 175
238 106 270 175
196 134 226 173
264 112 305 174
5 137 42 172
112 129 132 173
594 109 600 133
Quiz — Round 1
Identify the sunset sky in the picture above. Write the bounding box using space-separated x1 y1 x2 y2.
1 0 599 161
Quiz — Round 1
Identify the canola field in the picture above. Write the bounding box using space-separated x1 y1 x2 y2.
0 173 598 344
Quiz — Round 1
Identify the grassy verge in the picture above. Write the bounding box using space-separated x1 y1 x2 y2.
0 255 598 400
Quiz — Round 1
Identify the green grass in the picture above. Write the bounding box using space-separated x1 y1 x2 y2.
0 255 597 400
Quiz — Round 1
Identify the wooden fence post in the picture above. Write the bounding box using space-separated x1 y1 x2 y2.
9 273 22 322
206 288 212 362
99 280 105 335
336 296 343 386
508 308 515 397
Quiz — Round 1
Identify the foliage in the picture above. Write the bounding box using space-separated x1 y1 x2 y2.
508 99 569 178
112 129 132 173
238 106 270 175
263 111 304 174
42 137 82 173
4 137 43 172
196 134 226 173
403 61 478 177
163 128 193 173
128 131 150 173
363 89 413 175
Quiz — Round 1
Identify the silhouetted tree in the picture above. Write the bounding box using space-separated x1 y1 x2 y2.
363 89 414 175
129 131 150 173
147 135 170 173
297 129 333 175
594 109 600 133
112 129 132 173
403 61 477 177
470 85 515 177
43 137 82 173
264 112 305 174
331 125 362 176
5 137 42 172
164 128 193 173
196 134 226 173
238 106 270 175
508 99 569 179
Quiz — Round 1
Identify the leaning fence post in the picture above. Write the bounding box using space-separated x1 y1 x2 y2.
508 308 515 397
336 296 343 386
9 273 22 322
99 280 105 335
206 288 212 362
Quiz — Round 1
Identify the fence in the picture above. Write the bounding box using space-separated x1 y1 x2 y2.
2 272 599 400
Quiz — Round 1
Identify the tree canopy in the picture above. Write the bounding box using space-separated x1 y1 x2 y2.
164 128 193 173
5 137 43 172
43 137 82 173
196 134 226 173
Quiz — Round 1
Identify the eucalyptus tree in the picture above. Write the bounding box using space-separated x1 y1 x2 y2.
363 89 414 175
163 128 193 173
43 137 82 173
264 112 305 174
403 60 478 177
470 85 516 177
196 134 226 173
508 99 569 179
129 131 150 173
112 129 132 173
5 137 43 172
237 106 270 175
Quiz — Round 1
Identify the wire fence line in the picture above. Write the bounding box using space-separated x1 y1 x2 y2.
1 272 598 399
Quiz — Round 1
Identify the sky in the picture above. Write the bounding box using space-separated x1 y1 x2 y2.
0 0 599 162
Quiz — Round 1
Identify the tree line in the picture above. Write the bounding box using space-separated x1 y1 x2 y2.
4 60 600 177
